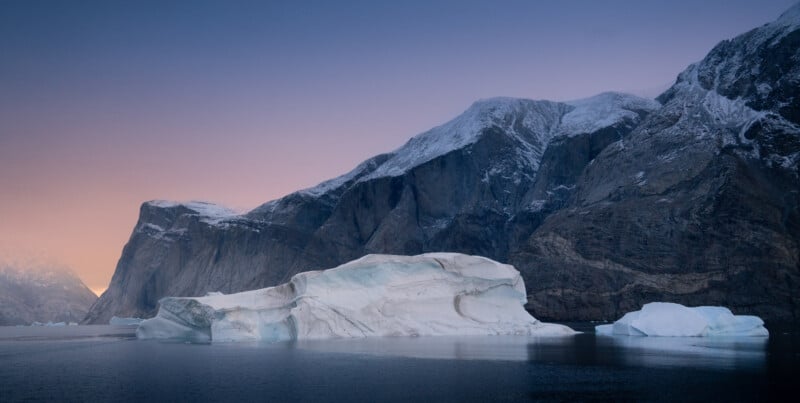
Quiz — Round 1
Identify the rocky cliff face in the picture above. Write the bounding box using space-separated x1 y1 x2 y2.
515 6 800 322
0 264 97 325
84 94 657 324
85 5 800 324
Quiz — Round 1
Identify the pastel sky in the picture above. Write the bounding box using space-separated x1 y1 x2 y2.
1 0 796 295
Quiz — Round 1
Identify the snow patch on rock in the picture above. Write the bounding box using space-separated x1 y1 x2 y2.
145 200 241 225
361 98 566 181
561 92 660 136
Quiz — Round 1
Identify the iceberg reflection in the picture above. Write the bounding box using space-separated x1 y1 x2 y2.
294 332 767 370
596 334 768 370
296 335 575 362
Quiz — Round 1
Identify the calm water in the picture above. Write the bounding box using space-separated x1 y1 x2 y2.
0 323 797 402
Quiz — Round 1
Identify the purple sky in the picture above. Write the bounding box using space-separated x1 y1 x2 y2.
1 0 796 293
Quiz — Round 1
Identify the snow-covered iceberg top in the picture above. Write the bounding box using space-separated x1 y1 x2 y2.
136 253 576 342
595 302 768 337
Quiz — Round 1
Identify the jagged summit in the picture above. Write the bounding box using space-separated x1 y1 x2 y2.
243 92 655 217
287 92 656 198
361 97 564 181
659 2 800 123
652 4 800 171
775 1 800 30
365 93 657 181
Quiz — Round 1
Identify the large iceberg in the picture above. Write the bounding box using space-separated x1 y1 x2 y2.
595 302 769 337
136 253 576 342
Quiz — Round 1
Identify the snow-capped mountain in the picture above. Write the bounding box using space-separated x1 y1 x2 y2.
84 92 656 324
248 92 656 216
0 264 97 325
85 4 800 324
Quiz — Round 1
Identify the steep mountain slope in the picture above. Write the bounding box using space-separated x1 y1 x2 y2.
514 5 800 322
86 4 800 324
84 94 657 323
0 264 97 325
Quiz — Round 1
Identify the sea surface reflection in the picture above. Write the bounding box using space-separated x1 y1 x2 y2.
595 334 768 370
296 332 767 370
0 324 794 402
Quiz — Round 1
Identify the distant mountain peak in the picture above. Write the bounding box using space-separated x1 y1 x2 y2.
0 262 97 325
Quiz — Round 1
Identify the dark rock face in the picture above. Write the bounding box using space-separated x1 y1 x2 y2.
85 5 800 324
516 6 800 323
0 265 97 325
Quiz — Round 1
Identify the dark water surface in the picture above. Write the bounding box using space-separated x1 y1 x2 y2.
0 324 797 402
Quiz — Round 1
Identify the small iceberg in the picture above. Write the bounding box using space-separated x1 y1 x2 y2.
595 302 769 337
109 316 144 326
137 253 576 342
30 321 67 327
